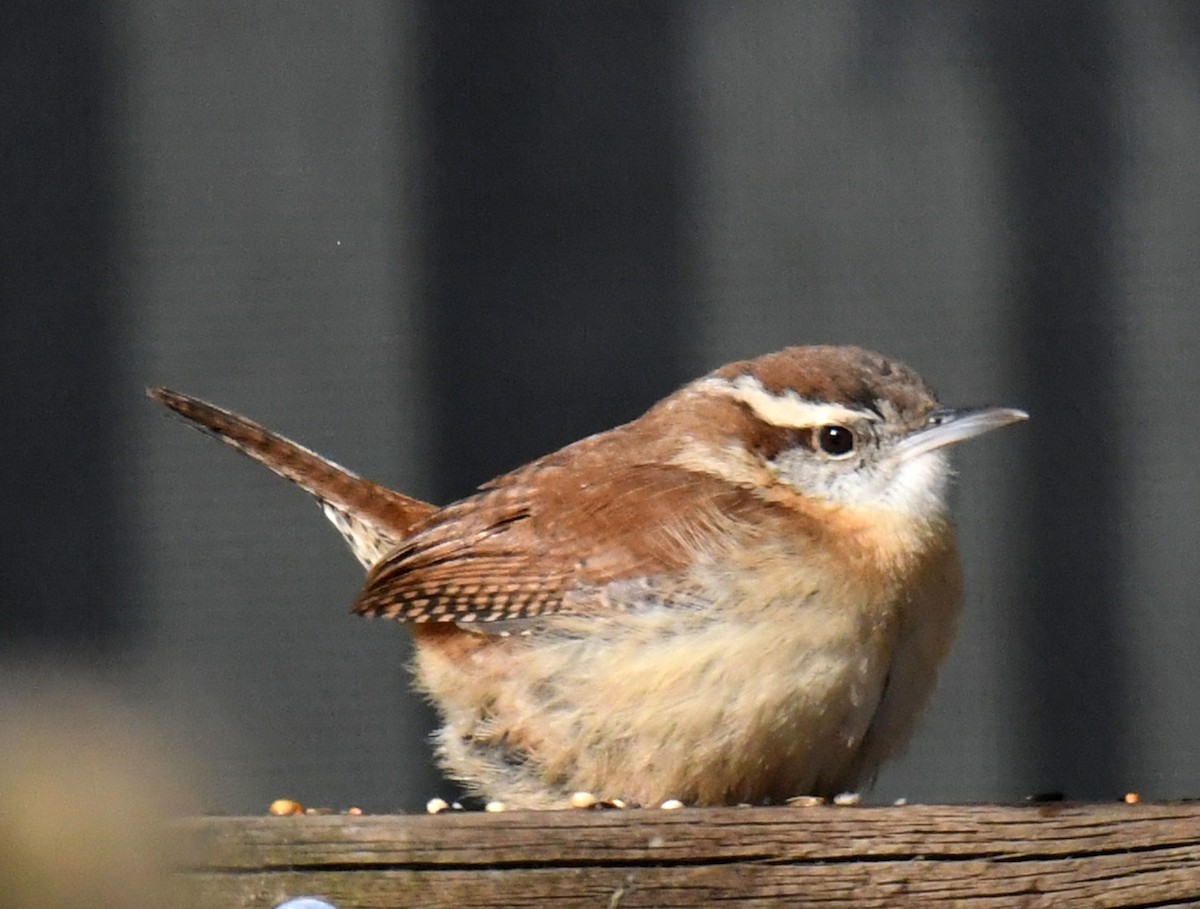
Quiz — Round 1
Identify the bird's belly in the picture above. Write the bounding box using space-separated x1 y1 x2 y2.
417 592 901 808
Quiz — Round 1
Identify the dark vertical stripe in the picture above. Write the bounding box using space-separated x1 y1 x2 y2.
0 4 127 654
418 2 696 501
988 2 1126 797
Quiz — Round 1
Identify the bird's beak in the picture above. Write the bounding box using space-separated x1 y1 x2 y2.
893 406 1028 462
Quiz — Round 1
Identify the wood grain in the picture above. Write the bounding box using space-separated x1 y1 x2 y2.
177 803 1200 908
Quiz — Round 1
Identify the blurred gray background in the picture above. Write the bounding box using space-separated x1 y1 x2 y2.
4 1 1198 813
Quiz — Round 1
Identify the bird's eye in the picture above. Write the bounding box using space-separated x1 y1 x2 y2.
816 424 856 458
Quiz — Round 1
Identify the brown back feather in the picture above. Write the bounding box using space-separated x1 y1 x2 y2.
350 431 772 626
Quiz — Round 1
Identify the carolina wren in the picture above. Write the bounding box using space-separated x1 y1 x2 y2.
151 345 1026 809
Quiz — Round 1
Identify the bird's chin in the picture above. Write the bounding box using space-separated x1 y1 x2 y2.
878 449 953 523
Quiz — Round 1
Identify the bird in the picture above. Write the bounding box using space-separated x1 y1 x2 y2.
150 345 1026 809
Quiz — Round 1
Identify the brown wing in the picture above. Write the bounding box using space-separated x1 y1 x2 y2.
350 433 762 626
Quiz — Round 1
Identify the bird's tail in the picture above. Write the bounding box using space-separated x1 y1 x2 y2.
148 388 436 568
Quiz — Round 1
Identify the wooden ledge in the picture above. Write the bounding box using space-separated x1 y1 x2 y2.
178 802 1200 908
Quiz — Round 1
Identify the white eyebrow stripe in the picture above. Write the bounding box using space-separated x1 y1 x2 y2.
701 375 879 428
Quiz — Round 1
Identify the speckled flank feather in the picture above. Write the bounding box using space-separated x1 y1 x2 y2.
350 460 777 626
148 388 435 567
